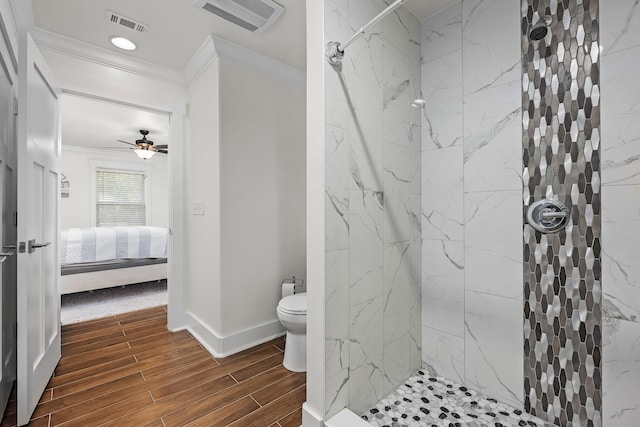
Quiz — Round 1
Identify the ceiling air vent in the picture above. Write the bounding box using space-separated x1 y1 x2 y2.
194 0 284 33
105 10 149 33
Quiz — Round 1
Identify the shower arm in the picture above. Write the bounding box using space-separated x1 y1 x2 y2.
326 0 407 66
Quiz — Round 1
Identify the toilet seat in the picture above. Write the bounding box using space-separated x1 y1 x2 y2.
278 293 306 315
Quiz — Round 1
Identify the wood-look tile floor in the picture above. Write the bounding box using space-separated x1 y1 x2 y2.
1 306 305 427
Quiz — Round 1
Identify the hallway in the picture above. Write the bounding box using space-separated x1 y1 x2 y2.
2 306 305 426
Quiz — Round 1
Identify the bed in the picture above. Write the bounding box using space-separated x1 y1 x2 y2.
60 226 168 295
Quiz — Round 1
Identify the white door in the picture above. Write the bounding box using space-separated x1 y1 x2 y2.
0 28 17 417
16 33 60 425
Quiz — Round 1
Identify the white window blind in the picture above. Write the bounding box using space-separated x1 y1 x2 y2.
96 168 146 226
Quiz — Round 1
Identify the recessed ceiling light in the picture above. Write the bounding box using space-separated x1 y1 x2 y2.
110 36 136 51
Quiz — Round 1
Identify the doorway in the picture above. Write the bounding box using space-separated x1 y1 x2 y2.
59 93 171 324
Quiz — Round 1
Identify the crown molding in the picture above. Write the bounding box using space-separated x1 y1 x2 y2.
183 34 305 87
31 27 185 85
182 34 219 86
29 28 305 89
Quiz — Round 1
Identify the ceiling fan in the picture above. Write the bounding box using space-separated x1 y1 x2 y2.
117 129 168 160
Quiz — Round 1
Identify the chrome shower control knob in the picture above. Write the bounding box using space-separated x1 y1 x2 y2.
526 199 570 234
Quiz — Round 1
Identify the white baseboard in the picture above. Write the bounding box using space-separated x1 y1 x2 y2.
184 312 285 358
302 402 325 427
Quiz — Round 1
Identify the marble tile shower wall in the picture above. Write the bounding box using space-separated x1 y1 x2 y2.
420 0 524 410
600 0 640 425
323 0 422 419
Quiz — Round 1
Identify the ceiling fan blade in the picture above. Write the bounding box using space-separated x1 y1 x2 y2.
158 149 168 154
155 145 168 149
117 140 139 147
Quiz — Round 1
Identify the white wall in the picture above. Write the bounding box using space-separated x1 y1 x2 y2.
184 40 306 356
218 59 306 335
60 146 168 229
184 59 223 337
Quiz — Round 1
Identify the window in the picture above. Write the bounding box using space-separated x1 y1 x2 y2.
95 168 147 226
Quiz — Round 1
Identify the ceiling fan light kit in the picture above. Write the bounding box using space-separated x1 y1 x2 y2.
135 148 156 160
117 129 168 160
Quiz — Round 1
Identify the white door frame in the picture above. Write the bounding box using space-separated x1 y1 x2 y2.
59 90 186 330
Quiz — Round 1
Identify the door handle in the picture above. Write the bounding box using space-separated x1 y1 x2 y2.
28 240 51 253
0 252 13 264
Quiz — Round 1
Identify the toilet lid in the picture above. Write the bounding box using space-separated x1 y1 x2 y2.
278 293 307 315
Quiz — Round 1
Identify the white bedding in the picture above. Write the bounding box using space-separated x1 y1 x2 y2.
61 226 168 264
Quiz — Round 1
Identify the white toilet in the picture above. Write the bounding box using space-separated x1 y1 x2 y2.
277 289 307 372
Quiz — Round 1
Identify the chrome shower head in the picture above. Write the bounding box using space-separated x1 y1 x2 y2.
529 16 552 41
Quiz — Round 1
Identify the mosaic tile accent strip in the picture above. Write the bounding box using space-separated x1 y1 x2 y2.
362 371 555 427
521 0 601 426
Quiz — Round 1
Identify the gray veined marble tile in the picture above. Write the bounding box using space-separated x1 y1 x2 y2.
350 130 384 192
383 241 413 346
349 295 384 415
345 0 385 86
600 0 640 57
384 140 411 182
463 79 522 192
381 3 412 54
383 333 414 396
326 125 350 252
602 185 640 323
348 75 384 192
349 0 386 32
421 326 464 384
421 49 463 151
409 36 422 102
461 0 520 95
382 42 411 146
409 279 423 373
422 239 464 337
406 4 421 45
383 184 411 244
464 190 522 300
325 0 349 43
410 195 421 243
348 73 384 138
349 190 384 306
464 291 523 409
603 317 640 426
326 249 350 379
326 191 350 253
600 45 640 186
409 124 421 196
325 368 350 420
384 143 412 244
421 2 462 63
325 64 351 131
422 146 464 241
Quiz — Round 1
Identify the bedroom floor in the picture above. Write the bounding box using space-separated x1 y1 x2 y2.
61 280 168 324
1 306 304 426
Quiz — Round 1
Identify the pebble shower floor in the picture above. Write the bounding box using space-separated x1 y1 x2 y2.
362 371 557 427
